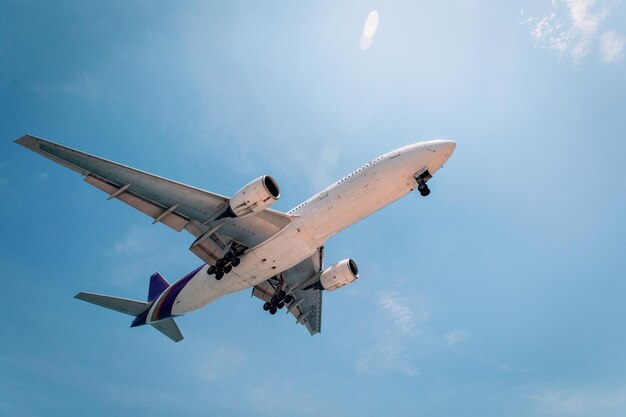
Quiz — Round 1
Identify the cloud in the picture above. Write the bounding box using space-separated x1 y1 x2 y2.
360 11 379 51
443 330 470 346
356 291 430 376
528 386 626 415
524 0 624 65
378 290 422 336
37 172 50 182
601 30 625 62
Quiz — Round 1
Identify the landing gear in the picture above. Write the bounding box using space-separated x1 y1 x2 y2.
207 250 243 280
415 170 432 197
262 279 294 315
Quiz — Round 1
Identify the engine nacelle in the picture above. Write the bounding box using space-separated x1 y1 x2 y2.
229 175 280 217
320 259 359 291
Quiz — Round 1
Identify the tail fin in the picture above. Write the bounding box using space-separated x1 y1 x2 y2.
75 292 149 316
148 272 170 302
75 271 184 343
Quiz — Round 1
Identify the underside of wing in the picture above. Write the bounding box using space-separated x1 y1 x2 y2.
252 249 324 335
15 134 293 261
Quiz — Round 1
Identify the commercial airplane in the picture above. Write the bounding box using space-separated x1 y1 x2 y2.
15 134 455 342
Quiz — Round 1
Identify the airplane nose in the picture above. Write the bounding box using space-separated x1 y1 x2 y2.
441 140 456 156
431 140 456 157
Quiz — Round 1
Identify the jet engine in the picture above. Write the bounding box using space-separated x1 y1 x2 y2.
229 175 280 217
320 259 359 291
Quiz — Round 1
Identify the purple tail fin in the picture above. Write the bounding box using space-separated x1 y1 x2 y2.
148 272 170 302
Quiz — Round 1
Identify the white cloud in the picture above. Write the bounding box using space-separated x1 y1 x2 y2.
356 291 430 376
524 0 624 65
360 11 379 51
528 386 626 415
378 290 422 336
37 172 50 182
443 330 470 346
601 30 625 62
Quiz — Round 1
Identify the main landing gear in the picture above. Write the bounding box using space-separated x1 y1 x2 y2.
415 170 432 197
262 289 294 315
207 251 242 280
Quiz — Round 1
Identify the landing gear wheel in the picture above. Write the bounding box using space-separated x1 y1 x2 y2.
277 290 286 300
215 271 224 280
420 187 430 196
223 264 233 274
284 294 293 304
269 306 278 315
277 301 285 309
224 252 234 261
216 259 225 269
231 257 241 267
263 302 271 311
207 265 216 275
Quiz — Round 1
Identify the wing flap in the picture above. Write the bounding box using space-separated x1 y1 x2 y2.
85 175 189 231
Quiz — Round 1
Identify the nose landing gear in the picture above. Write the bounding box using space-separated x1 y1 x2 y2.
414 170 432 197
418 182 430 196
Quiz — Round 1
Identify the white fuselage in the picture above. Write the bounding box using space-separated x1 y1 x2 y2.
147 140 455 322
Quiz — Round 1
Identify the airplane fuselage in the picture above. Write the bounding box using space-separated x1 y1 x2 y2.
145 140 455 323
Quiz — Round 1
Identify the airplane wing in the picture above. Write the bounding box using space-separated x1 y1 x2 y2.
15 134 292 261
252 248 324 335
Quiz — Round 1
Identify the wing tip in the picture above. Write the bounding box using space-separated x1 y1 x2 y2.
14 134 40 148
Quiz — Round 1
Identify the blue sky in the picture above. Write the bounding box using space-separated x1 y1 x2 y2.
1 1 625 416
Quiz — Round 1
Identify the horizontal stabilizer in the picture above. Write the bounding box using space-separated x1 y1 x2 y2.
151 319 183 342
75 292 149 316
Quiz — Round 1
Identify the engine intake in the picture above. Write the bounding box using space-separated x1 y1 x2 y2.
229 175 280 217
320 259 359 291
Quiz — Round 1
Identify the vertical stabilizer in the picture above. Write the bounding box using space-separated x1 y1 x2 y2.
148 272 170 302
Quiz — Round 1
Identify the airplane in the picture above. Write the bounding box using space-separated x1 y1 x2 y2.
15 134 456 342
